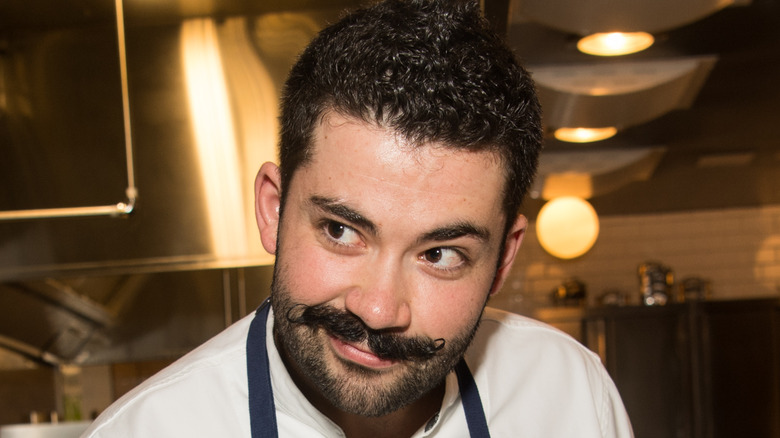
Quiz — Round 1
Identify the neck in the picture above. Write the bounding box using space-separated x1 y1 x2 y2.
275 332 445 438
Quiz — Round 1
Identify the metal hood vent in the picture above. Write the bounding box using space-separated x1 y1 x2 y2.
511 0 750 35
0 266 273 367
0 1 349 281
531 56 717 130
0 280 114 365
531 147 666 200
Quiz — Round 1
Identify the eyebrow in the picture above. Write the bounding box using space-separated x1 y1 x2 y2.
419 222 491 245
309 195 491 245
309 196 378 236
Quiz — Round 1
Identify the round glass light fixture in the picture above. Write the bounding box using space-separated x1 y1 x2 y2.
536 196 600 259
554 127 618 143
577 32 654 56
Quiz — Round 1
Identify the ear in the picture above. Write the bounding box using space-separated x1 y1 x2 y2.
489 214 527 296
255 162 282 255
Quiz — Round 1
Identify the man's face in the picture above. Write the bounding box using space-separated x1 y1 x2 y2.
257 112 525 417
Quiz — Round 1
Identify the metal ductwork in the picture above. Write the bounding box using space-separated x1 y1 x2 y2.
0 280 114 365
531 56 717 130
532 147 666 200
0 0 345 281
511 0 749 35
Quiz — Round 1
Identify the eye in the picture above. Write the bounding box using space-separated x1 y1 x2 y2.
323 220 362 247
421 247 466 271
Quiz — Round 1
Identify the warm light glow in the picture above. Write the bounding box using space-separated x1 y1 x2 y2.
541 173 593 200
577 32 654 56
536 197 599 259
554 127 617 143
181 19 248 258
219 17 279 266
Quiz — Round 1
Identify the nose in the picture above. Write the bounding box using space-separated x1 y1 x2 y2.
344 256 412 331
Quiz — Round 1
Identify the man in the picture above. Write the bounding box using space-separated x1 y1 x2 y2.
83 0 633 436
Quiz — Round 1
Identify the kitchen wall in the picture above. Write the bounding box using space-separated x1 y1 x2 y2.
491 204 780 315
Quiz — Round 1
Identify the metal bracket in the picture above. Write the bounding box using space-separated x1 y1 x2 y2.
0 0 137 222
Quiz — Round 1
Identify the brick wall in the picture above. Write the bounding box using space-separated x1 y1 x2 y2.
491 205 780 315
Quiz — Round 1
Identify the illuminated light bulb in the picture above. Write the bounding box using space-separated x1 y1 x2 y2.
554 127 618 143
577 32 654 56
536 197 600 259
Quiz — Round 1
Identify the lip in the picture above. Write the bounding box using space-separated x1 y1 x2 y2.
328 335 398 370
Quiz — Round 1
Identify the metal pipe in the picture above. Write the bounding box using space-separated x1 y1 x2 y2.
0 334 61 366
0 0 137 222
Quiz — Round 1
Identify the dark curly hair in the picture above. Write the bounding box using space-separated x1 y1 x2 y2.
278 0 542 228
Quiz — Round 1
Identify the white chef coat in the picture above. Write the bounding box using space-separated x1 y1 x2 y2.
81 306 633 437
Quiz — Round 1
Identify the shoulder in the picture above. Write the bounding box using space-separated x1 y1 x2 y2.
82 313 256 437
469 306 597 366
465 307 633 437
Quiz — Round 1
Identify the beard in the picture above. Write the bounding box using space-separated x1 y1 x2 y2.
269 265 485 418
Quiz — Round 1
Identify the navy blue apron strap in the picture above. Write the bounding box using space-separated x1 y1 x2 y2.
455 359 491 438
247 299 278 438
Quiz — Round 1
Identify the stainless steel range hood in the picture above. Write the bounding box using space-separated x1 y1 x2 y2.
0 1 363 281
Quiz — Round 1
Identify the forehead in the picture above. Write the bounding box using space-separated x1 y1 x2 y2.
292 112 507 234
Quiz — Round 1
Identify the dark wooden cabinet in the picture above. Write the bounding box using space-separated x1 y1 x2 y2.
584 299 780 438
693 300 780 438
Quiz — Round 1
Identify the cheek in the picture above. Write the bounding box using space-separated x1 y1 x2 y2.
410 278 491 340
277 241 357 306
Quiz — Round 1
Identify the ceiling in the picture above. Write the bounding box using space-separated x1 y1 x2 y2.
501 0 780 217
